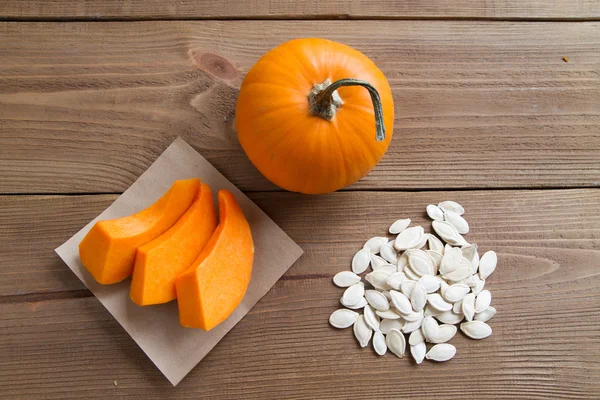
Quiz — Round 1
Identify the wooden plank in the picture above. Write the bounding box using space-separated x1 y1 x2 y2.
1 247 599 398
1 189 599 299
1 22 600 194
1 0 599 20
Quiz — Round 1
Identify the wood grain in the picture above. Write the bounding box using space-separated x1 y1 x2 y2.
1 21 599 194
1 0 599 20
1 191 599 399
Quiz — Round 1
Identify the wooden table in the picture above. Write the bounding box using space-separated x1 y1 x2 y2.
1 1 600 399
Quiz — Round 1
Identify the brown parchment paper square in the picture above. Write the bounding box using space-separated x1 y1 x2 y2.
55 137 303 386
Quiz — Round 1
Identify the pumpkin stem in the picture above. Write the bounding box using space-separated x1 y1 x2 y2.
308 78 386 142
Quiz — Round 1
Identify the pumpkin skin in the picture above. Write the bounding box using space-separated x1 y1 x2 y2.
235 38 394 194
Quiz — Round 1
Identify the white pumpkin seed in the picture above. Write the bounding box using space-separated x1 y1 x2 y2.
380 242 398 264
402 309 424 322
426 204 445 221
373 331 387 356
370 254 387 270
426 343 456 362
329 309 359 328
364 304 381 331
440 246 462 274
475 306 497 322
419 275 441 293
380 318 405 334
429 324 457 344
389 218 411 234
424 305 443 317
409 328 426 345
460 321 492 339
353 315 373 347
438 201 465 215
411 342 426 364
428 234 445 254
425 250 442 275
408 250 435 276
402 314 424 333
364 236 388 254
400 280 417 298
479 251 497 280
444 211 469 234
432 220 467 246
376 308 402 320
333 271 361 288
410 282 428 312
404 266 421 281
397 252 409 273
472 275 485 295
390 290 413 315
452 298 463 314
461 293 476 322
344 297 367 310
373 264 397 275
421 316 439 342
365 289 390 311
461 244 479 273
412 233 429 250
435 310 464 325
442 283 471 303
386 272 407 290
475 290 492 313
427 293 453 312
386 329 406 358
394 226 424 251
442 259 472 281
352 248 371 274
365 270 392 291
342 282 365 307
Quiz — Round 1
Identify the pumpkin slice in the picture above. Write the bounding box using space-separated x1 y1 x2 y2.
130 183 217 306
176 190 254 331
79 179 200 284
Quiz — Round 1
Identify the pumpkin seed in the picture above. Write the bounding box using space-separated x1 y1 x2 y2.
426 204 444 221
394 226 424 251
373 331 387 356
329 309 359 328
410 282 428 312
402 314 424 333
365 270 392 291
460 321 492 339
428 234 445 254
380 318 405 334
344 297 367 310
363 304 381 331
389 218 411 235
427 293 453 312
386 272 407 290
444 211 469 234
435 310 464 325
370 254 387 270
461 293 476 322
425 250 442 274
475 290 492 313
353 315 373 347
429 324 457 344
438 201 465 215
413 233 429 250
401 310 424 323
364 236 388 254
461 244 479 273
400 280 417 298
404 266 421 281
421 316 439 342
377 308 402 320
411 342 426 364
390 290 413 316
475 306 497 322
409 250 435 276
386 329 406 358
442 283 470 303
333 271 361 288
365 289 390 312
452 298 463 314
419 275 441 293
472 275 485 295
440 246 462 275
409 327 425 345
479 251 497 280
380 242 398 264
342 282 365 307
442 259 472 281
432 220 467 246
426 343 456 362
352 248 371 274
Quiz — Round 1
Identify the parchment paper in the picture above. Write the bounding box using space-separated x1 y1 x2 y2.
55 137 303 386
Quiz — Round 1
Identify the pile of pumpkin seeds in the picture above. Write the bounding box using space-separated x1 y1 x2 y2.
329 201 497 363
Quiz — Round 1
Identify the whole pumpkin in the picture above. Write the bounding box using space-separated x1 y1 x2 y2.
236 38 394 194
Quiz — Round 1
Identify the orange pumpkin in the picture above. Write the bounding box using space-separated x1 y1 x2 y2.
236 38 394 194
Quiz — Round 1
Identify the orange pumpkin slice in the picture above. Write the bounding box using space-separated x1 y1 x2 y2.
176 190 254 331
130 183 217 306
79 179 200 284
